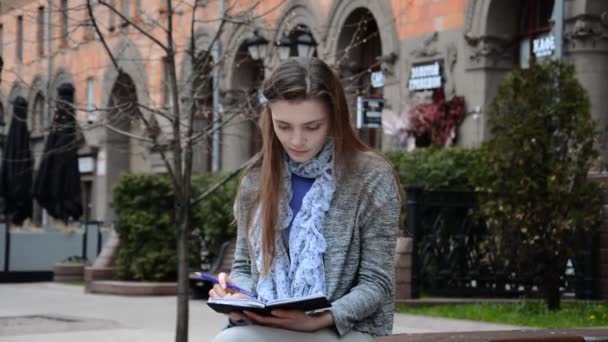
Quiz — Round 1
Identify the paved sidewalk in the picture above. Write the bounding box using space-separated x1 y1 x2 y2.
0 282 525 341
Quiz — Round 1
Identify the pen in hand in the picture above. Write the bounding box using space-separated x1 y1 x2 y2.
196 272 257 298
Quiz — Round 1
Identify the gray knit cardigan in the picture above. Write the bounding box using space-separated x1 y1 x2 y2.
230 150 402 337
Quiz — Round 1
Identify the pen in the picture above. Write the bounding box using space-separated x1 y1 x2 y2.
196 272 257 298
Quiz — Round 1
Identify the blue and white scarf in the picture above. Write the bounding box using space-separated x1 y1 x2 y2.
250 141 335 302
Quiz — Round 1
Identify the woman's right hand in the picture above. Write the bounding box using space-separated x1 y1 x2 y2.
209 272 235 298
208 272 251 324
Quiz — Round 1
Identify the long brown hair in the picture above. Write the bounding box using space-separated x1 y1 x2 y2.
250 58 368 274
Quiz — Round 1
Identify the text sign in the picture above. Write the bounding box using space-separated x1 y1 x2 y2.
357 96 384 129
409 62 442 91
533 34 555 58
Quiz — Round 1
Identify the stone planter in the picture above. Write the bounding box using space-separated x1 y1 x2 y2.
53 263 86 282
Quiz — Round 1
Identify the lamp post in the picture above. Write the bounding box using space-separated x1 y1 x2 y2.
245 30 270 62
275 34 293 61
245 29 317 62
294 31 317 59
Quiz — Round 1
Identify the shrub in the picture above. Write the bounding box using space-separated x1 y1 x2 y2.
474 61 602 310
191 173 238 264
112 172 239 281
385 146 480 191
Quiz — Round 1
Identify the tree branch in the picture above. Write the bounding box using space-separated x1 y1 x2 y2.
98 0 169 52
86 0 121 71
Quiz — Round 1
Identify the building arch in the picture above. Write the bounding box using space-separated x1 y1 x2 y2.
102 72 139 221
273 0 321 56
100 38 150 113
222 25 266 171
324 0 399 66
179 28 217 172
178 28 214 99
27 75 47 135
464 0 524 70
95 38 150 221
48 68 76 136
7 81 29 128
324 1 399 148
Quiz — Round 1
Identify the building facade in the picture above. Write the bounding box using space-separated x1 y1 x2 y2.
1 0 607 229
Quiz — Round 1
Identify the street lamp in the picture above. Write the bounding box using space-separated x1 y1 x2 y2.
275 34 293 61
245 29 318 62
245 30 269 62
294 31 317 58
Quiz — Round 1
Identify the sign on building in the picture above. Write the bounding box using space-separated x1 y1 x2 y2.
356 96 384 129
409 62 442 92
371 71 385 88
533 34 556 59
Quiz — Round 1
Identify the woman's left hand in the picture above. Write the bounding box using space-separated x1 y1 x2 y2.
242 309 334 332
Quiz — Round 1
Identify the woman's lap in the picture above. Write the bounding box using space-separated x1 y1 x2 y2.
212 325 374 342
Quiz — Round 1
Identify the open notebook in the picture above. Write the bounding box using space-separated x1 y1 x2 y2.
207 292 331 316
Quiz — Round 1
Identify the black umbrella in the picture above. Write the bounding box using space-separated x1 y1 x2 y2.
0 96 33 225
33 83 82 223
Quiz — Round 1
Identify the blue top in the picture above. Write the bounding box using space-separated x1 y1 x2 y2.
282 174 315 249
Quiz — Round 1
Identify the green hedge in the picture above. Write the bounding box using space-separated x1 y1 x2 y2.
385 146 480 191
112 172 238 281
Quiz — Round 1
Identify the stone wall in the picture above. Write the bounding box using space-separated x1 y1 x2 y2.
394 237 412 302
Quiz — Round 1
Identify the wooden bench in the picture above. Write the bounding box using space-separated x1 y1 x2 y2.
377 330 602 342
190 239 236 299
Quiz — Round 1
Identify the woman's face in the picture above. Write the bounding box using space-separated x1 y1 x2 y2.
270 98 330 163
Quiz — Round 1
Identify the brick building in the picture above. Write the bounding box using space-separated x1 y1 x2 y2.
0 0 606 296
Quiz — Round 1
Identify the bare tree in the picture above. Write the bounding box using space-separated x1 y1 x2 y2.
82 1 278 341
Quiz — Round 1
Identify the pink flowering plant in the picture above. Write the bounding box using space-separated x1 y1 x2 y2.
409 89 465 147
383 89 466 149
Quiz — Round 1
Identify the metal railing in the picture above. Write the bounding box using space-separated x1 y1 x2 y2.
407 187 596 299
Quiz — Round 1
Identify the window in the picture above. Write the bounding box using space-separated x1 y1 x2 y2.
86 78 96 123
32 93 45 134
163 57 173 108
61 0 68 44
16 16 23 62
517 0 555 68
38 7 45 56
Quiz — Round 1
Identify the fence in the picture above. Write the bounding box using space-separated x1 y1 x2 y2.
406 187 596 299
0 221 111 282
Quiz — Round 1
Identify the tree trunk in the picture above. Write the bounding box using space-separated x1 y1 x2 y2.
542 266 562 311
175 195 191 342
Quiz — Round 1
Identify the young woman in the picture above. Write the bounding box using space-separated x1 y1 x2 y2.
210 57 402 342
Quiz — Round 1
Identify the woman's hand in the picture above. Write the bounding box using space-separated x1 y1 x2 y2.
208 272 251 324
208 272 236 298
242 309 334 332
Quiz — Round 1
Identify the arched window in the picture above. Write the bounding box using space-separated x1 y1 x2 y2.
517 0 555 68
31 92 45 134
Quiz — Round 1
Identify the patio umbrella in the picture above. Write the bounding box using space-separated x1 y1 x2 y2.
33 83 82 223
0 96 33 225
